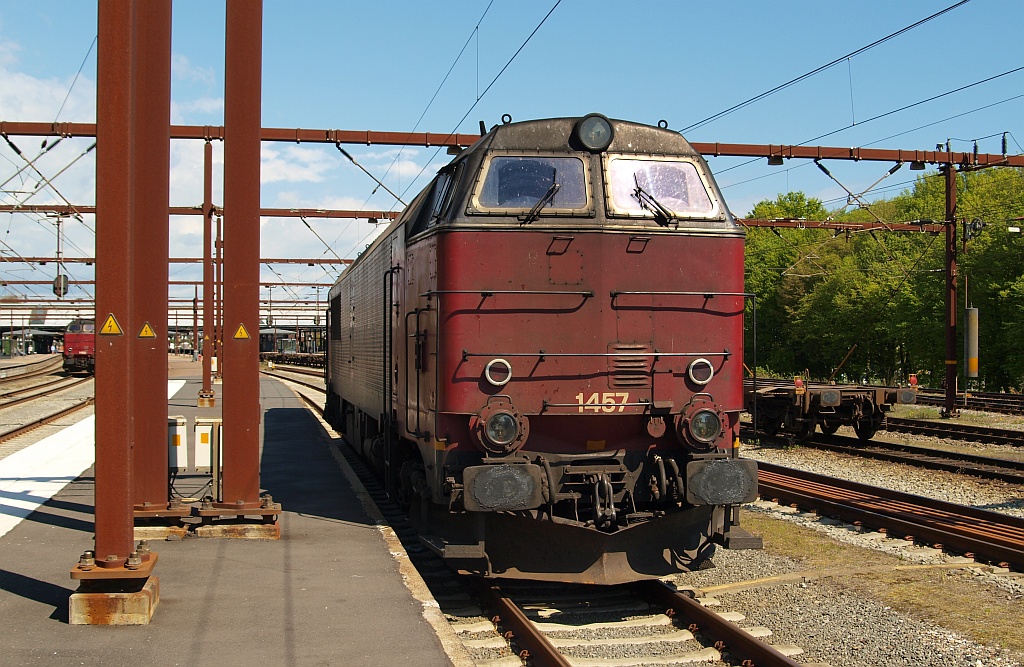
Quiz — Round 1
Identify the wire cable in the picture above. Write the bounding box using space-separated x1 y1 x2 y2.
679 0 971 134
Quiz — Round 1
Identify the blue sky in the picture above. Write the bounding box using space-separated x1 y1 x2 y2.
0 0 1021 315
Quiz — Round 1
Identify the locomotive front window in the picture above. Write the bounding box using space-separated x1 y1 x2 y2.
473 155 589 214
606 156 718 221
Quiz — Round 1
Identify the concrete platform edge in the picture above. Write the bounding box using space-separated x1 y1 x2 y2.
304 396 476 667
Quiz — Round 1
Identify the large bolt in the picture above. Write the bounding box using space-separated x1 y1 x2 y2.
136 540 151 555
78 551 96 570
126 551 141 570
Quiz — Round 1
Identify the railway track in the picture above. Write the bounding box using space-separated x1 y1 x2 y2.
883 416 1024 446
0 356 64 384
259 368 324 393
0 375 93 411
265 363 323 379
465 579 805 667
757 461 1024 571
0 397 95 444
917 389 1024 415
793 433 1024 484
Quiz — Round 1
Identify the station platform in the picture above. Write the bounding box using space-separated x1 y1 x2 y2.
0 357 470 666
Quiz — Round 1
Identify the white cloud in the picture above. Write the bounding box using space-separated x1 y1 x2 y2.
171 54 215 86
261 145 335 184
171 96 224 124
0 39 95 122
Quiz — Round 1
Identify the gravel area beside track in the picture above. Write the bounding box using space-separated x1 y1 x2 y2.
668 536 1022 666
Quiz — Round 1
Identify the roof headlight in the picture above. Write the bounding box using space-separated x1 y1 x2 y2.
575 114 614 152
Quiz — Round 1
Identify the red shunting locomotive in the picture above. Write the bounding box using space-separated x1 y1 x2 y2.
325 115 757 584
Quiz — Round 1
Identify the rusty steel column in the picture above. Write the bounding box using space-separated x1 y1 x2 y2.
91 0 136 570
131 0 173 513
219 0 263 510
199 140 215 407
944 164 958 418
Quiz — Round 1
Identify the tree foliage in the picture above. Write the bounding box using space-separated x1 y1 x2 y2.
743 169 1024 390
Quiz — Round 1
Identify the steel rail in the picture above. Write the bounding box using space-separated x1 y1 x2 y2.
636 580 804 667
470 580 573 667
916 391 1024 415
0 376 93 411
884 417 1024 446
259 370 324 395
264 364 323 379
0 397 95 444
799 433 1024 484
0 374 79 400
0 356 64 384
757 462 1024 569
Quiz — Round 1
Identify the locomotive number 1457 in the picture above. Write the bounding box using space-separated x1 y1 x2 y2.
575 392 630 413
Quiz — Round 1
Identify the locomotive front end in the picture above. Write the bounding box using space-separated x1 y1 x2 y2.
412 117 756 582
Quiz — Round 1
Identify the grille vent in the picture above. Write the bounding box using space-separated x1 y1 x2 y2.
609 343 651 388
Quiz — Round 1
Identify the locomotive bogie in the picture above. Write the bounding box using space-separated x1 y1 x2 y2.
325 115 757 583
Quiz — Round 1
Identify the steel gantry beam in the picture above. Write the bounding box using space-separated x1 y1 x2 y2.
4 121 1024 169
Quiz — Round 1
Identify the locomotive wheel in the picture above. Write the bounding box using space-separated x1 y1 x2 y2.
853 419 878 441
819 420 841 435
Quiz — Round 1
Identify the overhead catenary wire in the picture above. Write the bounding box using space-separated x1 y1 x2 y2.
393 0 563 207
715 64 1024 182
336 0 562 266
679 0 971 134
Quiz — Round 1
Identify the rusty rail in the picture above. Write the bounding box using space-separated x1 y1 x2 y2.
797 433 1024 484
884 416 1024 446
636 580 803 667
0 376 93 411
758 462 1024 570
916 389 1024 415
469 579 573 667
0 397 95 444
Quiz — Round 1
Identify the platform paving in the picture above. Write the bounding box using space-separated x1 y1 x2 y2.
0 360 462 666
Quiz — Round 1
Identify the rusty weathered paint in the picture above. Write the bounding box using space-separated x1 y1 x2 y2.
69 577 160 626
131 0 173 511
93 0 135 569
219 0 264 511
195 521 281 540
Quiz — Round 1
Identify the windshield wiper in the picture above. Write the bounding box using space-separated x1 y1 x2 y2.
633 174 674 227
520 169 560 224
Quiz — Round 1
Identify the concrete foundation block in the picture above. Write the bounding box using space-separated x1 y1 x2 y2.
69 577 159 625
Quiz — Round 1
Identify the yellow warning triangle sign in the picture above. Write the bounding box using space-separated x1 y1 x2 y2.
98 314 123 336
138 322 156 338
233 323 250 339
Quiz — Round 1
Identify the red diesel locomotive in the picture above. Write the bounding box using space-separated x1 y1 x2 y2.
324 115 757 584
62 318 96 374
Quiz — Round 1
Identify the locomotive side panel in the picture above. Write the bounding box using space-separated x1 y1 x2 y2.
330 234 393 420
